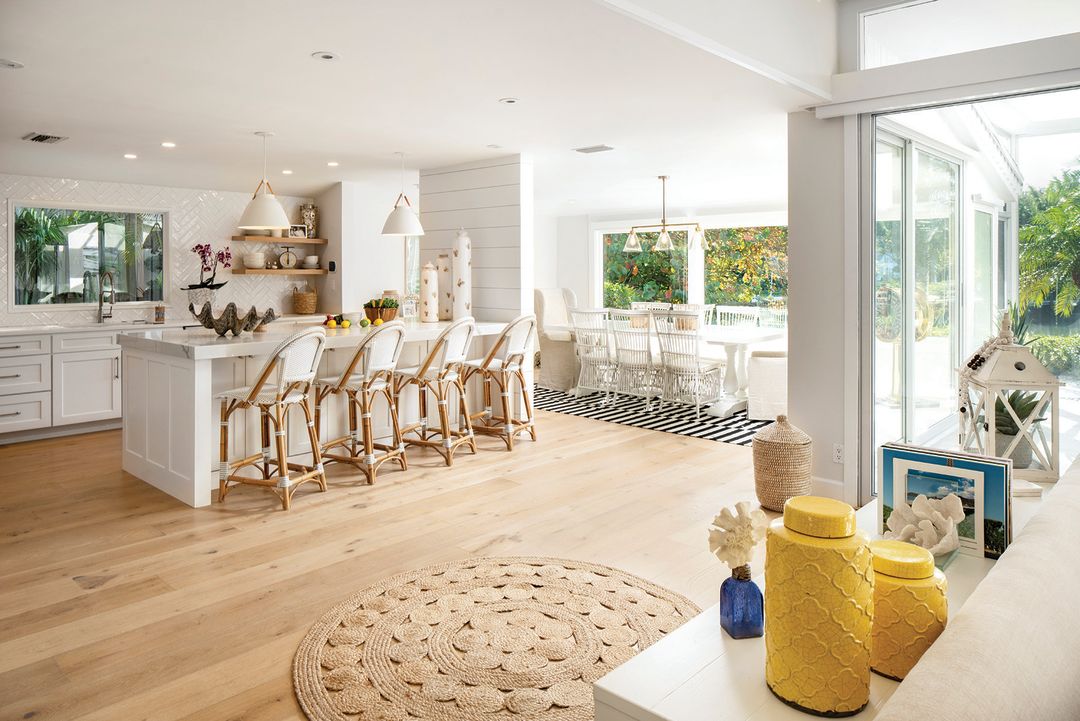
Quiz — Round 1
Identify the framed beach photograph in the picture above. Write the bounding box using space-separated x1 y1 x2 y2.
879 443 1012 559
289 224 308 238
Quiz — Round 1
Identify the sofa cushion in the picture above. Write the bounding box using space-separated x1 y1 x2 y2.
875 461 1080 721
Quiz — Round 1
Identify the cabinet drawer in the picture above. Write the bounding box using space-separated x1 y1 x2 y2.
0 354 51 395
0 392 52 433
0 334 51 358
53 330 119 353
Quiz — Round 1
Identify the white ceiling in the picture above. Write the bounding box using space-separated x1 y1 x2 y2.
0 0 812 216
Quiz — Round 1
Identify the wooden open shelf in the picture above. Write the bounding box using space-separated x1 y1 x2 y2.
230 267 328 276
231 235 328 245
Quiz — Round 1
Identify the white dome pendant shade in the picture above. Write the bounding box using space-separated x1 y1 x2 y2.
382 152 425 236
238 131 291 231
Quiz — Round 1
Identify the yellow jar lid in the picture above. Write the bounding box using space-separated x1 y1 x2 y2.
869 539 935 579
782 496 856 538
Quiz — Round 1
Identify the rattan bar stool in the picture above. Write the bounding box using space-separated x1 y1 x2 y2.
393 317 477 466
314 320 408 484
462 314 538 451
217 326 327 510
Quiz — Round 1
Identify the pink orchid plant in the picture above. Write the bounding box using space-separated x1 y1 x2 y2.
190 243 232 287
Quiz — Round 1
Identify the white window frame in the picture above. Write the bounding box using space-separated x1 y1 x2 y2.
7 198 170 313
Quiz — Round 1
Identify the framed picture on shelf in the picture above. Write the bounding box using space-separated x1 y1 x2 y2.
879 443 1012 559
288 224 308 238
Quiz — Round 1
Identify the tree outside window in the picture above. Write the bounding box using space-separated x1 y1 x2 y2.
602 230 688 308
703 226 788 307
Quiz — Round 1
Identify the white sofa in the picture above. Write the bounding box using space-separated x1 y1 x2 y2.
876 459 1080 720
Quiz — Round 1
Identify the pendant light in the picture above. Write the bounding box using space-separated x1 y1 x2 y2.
238 131 291 231
382 152 425 236
624 175 701 253
653 176 674 251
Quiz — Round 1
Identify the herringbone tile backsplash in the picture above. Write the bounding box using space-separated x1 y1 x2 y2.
0 173 313 327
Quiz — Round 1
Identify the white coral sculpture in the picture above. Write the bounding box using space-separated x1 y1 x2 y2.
708 501 768 570
883 492 964 557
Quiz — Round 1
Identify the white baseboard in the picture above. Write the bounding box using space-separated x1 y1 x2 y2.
0 419 121 445
811 475 845 501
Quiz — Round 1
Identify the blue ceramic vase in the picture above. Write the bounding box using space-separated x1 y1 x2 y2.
720 564 763 639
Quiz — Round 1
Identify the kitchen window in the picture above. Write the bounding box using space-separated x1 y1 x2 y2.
10 202 166 307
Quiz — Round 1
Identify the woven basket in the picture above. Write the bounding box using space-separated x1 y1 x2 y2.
292 287 317 315
752 415 812 512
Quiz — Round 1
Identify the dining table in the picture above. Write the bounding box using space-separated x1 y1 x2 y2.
547 318 785 418
697 325 786 417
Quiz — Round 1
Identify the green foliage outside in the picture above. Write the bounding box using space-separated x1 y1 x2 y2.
601 226 789 309
602 231 688 308
1019 166 1080 318
14 206 164 305
1030 335 1080 376
703 226 787 306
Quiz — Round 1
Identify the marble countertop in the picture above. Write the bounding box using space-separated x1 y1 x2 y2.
0 314 333 338
117 318 505 360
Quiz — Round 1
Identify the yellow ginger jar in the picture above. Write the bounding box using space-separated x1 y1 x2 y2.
869 539 948 680
765 496 873 717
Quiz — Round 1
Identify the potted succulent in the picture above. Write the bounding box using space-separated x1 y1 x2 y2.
992 390 1045 468
364 297 398 323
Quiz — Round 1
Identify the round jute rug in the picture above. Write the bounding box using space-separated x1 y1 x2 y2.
293 556 699 721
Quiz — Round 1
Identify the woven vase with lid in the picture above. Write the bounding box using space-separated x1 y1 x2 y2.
752 415 812 512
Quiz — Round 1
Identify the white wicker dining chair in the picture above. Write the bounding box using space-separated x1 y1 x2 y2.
314 320 408 485
714 306 761 327
654 311 724 420
608 309 661 409
569 309 616 402
217 326 327 510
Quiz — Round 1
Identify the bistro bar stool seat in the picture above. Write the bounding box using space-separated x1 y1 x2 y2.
217 326 327 510
314 320 408 485
462 314 538 451
393 317 478 466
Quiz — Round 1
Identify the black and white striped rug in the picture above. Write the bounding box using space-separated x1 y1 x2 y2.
532 386 772 447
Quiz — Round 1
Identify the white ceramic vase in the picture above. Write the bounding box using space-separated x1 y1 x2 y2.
420 262 439 323
452 230 472 320
436 254 452 320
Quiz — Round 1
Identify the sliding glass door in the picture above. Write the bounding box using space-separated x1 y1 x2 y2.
874 131 962 448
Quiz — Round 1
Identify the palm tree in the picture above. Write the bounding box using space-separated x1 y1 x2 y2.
1018 166 1080 317
14 208 64 304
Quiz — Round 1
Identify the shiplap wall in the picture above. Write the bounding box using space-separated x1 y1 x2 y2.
418 155 533 322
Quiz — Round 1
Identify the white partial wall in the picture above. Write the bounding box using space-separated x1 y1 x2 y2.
786 111 852 502
418 155 533 321
315 169 411 314
0 172 310 326
533 212 558 291
556 215 592 307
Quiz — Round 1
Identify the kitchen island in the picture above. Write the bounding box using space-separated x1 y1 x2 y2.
118 319 505 507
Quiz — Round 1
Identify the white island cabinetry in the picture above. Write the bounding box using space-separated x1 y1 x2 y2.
118 320 508 508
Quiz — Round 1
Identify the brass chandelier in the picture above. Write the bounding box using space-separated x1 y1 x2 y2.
623 175 703 253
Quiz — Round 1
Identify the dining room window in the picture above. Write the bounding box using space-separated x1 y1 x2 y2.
702 226 788 307
602 230 689 308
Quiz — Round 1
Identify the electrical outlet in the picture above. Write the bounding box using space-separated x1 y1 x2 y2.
832 444 844 464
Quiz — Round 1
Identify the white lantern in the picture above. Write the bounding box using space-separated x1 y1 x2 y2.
958 317 1062 482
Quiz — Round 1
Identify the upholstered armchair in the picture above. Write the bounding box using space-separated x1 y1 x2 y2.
534 288 579 391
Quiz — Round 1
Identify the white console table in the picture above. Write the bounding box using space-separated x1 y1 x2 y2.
594 495 1042 721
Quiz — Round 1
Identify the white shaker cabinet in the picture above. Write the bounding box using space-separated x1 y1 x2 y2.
52 348 122 425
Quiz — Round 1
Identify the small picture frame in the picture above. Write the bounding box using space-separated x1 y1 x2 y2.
289 224 308 238
879 443 1012 559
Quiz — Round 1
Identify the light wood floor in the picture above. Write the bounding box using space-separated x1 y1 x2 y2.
0 410 759 720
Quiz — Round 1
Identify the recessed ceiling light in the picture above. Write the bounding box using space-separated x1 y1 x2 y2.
161 141 176 148
486 144 503 149
498 97 519 105
0 58 24 70
282 169 293 175
311 51 339 61
327 161 339 167
123 153 137 159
